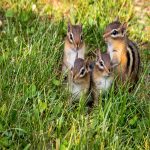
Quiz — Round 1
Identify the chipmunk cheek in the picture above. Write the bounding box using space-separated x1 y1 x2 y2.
106 37 112 44
104 36 109 42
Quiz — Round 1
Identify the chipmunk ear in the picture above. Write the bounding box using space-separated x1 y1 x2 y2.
68 19 72 32
96 49 102 61
85 59 91 72
79 23 82 31
114 16 119 22
122 22 127 30
121 22 127 35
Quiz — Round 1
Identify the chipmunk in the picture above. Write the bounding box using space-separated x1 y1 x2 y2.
69 53 90 101
91 50 113 105
62 21 85 74
103 18 140 84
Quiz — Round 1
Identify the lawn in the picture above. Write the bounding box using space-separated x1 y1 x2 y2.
0 0 150 149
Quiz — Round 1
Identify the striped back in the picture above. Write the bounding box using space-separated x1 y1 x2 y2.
126 39 140 82
103 20 140 84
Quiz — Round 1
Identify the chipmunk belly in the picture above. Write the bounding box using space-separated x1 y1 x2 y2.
107 44 121 67
65 48 84 69
107 44 114 60
116 52 127 78
95 77 113 92
71 82 88 99
66 49 76 68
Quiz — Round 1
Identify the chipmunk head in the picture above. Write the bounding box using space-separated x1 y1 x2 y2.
103 18 127 44
94 50 112 78
71 53 90 84
67 21 83 51
103 18 128 67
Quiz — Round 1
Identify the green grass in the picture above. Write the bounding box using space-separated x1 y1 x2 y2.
0 0 150 149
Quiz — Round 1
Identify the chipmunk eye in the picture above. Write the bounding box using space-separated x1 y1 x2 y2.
70 33 73 41
111 29 118 35
80 68 85 76
100 61 104 67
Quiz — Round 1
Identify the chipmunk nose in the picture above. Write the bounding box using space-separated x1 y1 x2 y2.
103 33 109 42
108 71 111 76
76 43 80 50
107 69 111 76
103 34 106 39
103 36 107 42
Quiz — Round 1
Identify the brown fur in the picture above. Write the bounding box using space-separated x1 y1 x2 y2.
110 39 128 80
104 21 140 84
69 58 90 101
104 21 121 35
62 22 85 73
67 22 83 50
92 52 113 105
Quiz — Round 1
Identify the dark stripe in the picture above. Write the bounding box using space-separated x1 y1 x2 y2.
128 39 140 74
128 44 135 74
89 62 94 92
126 50 130 73
131 41 138 50
137 52 140 73
135 43 140 73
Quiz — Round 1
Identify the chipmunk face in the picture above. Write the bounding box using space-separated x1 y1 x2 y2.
103 20 127 67
94 51 111 78
103 21 127 44
71 58 90 84
67 22 83 51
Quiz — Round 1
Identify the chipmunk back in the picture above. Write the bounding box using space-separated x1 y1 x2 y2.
62 21 85 73
103 18 140 84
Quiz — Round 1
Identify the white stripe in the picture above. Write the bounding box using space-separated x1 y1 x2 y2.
127 47 133 75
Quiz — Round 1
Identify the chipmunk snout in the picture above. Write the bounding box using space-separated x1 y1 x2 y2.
103 35 107 42
108 71 111 76
104 37 109 43
76 43 80 50
103 33 109 40
105 68 111 77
